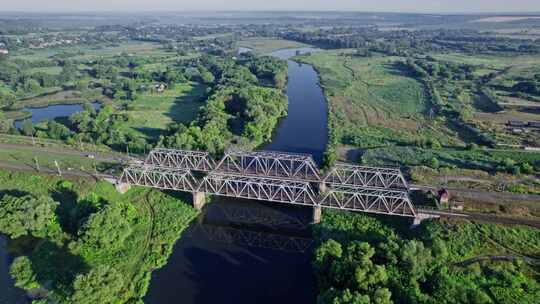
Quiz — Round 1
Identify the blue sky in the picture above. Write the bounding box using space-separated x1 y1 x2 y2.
1 0 539 13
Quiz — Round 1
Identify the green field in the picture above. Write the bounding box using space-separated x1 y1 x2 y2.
11 42 168 61
120 82 207 139
237 38 310 54
298 50 461 148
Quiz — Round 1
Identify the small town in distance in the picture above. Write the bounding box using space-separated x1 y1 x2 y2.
0 2 539 304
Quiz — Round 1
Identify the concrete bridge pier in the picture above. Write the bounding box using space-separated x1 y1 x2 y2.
193 191 206 211
312 206 322 224
116 183 131 194
318 182 328 194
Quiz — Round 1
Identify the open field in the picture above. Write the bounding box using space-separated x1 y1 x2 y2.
120 82 207 139
298 50 463 148
11 41 168 61
237 38 310 54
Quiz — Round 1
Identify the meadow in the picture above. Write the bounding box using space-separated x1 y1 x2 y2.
119 82 207 139
237 38 310 54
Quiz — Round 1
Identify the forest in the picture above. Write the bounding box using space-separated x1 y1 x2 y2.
314 211 540 304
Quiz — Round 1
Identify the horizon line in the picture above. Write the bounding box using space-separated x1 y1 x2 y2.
1 9 540 15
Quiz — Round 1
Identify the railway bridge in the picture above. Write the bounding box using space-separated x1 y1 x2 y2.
118 148 432 225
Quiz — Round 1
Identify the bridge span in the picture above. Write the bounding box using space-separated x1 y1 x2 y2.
119 148 431 224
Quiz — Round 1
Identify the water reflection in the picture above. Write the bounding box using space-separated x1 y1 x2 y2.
189 200 313 253
14 101 101 129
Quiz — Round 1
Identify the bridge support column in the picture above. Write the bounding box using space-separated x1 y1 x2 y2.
116 183 131 194
410 217 423 229
192 192 206 211
312 206 322 224
318 182 328 194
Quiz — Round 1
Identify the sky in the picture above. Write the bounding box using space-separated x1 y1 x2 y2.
1 0 540 13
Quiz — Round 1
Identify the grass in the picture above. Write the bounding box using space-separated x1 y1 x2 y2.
237 38 310 54
298 50 462 148
0 145 118 173
120 82 207 139
0 169 199 302
10 41 168 61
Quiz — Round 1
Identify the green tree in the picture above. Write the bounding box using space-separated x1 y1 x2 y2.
21 119 35 136
9 256 40 290
0 194 60 238
70 265 125 304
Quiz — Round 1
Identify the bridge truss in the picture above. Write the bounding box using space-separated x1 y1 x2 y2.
120 165 197 192
323 163 408 189
144 148 215 171
214 150 321 181
120 148 418 218
320 184 416 217
199 173 318 206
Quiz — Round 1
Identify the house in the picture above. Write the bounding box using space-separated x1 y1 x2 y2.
154 83 167 93
437 188 450 205
450 201 464 211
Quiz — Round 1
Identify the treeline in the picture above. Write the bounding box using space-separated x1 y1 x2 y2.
402 57 497 147
280 28 540 56
160 55 288 156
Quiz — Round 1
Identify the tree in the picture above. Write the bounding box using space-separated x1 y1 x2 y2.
70 265 125 304
77 202 136 253
21 119 35 136
46 121 71 140
0 194 60 238
9 256 40 290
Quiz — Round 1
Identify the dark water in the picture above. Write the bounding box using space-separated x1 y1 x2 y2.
144 48 328 304
265 48 328 164
14 102 101 129
0 236 28 304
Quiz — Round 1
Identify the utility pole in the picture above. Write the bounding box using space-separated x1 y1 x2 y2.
54 160 62 176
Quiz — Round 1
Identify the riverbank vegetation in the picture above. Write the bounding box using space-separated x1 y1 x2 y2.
314 211 540 304
0 39 288 157
0 169 198 303
297 49 540 203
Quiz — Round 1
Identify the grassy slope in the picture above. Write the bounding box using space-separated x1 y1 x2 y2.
0 169 198 302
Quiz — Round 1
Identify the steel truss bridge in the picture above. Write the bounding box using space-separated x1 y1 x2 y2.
120 148 418 219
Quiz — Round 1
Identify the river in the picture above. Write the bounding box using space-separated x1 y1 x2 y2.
0 47 328 304
144 47 328 303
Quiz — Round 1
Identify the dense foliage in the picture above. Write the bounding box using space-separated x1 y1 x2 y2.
0 170 198 303
314 211 540 304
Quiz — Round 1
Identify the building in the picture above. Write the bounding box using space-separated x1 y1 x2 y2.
437 188 450 205
508 120 527 127
154 83 167 93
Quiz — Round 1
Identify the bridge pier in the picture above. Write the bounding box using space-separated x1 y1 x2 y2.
192 191 206 211
318 182 328 194
312 206 322 224
410 217 423 228
116 183 131 194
